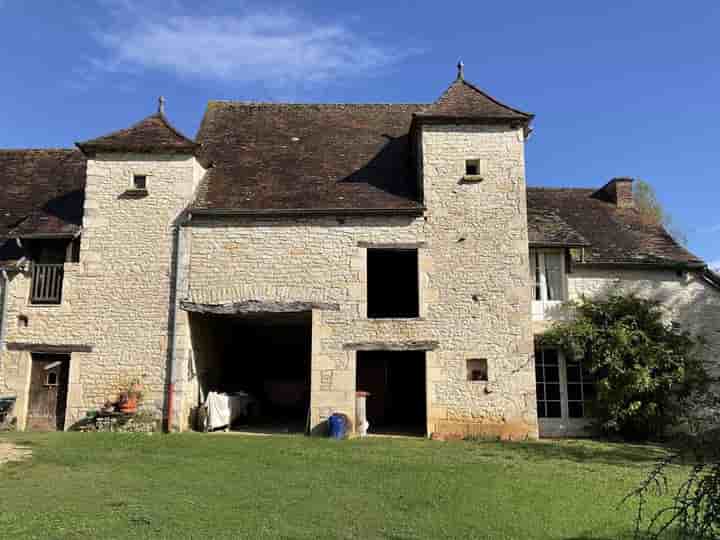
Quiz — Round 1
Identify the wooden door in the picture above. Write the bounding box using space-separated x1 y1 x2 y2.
27 354 70 431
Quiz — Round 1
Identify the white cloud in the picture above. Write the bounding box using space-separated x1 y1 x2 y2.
710 260 720 272
91 3 407 87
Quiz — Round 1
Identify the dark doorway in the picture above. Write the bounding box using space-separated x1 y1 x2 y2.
190 311 312 434
27 353 70 431
356 350 426 436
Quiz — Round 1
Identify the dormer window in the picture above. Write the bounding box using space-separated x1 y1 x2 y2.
133 174 147 190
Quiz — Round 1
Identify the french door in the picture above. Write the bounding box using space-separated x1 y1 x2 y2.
535 347 595 437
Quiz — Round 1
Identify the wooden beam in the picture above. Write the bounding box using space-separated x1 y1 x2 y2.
5 342 93 353
180 299 340 315
343 340 439 351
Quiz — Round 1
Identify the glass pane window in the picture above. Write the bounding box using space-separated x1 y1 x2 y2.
535 348 562 418
536 347 596 423
565 360 595 419
529 250 566 302
544 253 563 301
531 251 541 301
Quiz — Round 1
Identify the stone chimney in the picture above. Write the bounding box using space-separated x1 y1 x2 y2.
593 177 634 208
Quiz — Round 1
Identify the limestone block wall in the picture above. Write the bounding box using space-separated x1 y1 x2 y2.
182 123 536 439
420 124 535 438
564 267 720 374
0 153 203 429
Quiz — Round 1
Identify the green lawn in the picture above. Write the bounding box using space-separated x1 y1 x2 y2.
0 433 684 539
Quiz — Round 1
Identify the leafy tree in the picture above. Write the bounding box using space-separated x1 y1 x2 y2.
541 294 709 440
635 179 688 246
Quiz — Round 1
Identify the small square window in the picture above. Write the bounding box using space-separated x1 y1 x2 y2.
45 371 58 386
465 159 480 176
133 174 147 190
467 358 488 381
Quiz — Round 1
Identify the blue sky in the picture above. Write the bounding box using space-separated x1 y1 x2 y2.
1 1 718 267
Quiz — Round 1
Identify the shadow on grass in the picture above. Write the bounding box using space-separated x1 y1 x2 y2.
505 439 668 467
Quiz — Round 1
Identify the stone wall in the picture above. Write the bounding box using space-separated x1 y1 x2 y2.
568 267 720 374
181 123 537 439
0 153 202 429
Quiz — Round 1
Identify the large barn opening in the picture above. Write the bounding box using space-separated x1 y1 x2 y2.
189 311 311 434
356 350 426 436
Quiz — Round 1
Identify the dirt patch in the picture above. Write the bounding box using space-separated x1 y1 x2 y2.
0 443 32 467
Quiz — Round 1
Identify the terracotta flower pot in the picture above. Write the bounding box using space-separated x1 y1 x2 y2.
119 396 138 414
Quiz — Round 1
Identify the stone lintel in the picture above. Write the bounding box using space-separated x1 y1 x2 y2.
180 299 340 315
5 343 93 353
343 340 439 351
357 241 428 250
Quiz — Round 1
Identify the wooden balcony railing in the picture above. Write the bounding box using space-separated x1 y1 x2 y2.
31 263 64 305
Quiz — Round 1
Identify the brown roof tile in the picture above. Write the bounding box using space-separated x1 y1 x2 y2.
527 208 589 247
193 103 426 213
0 149 86 265
527 187 703 267
417 78 533 120
76 113 198 155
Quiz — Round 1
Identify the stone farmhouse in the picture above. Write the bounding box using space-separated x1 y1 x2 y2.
1 67 718 438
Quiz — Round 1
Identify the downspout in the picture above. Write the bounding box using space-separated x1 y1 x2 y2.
0 269 8 355
165 212 191 432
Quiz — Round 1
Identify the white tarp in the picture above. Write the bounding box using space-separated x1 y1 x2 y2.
205 392 232 431
204 391 258 431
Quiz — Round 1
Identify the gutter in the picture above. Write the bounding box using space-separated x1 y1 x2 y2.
574 261 707 272
701 267 720 290
189 206 425 218
165 212 191 432
0 270 8 355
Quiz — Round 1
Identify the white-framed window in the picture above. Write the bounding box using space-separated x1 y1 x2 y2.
530 249 565 302
535 347 595 421
530 249 567 320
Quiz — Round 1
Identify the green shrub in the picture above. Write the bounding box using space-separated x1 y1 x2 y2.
541 294 709 440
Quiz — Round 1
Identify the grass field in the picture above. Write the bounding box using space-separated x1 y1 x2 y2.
0 433 684 539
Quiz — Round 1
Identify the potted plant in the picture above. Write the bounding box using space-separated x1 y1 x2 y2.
118 380 143 414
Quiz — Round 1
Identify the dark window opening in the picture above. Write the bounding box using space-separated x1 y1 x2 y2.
367 249 419 319
356 350 426 436
45 371 58 386
133 174 147 190
465 159 480 176
467 358 488 381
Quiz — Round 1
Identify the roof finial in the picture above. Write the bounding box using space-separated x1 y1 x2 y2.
158 96 166 115
457 60 464 80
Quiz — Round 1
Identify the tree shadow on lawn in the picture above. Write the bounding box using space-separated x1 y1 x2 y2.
507 438 669 467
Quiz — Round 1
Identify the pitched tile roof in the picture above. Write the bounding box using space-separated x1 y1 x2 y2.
527 208 589 247
192 76 534 214
76 113 198 155
0 79 707 272
0 149 86 266
527 187 703 267
193 103 426 214
417 78 534 121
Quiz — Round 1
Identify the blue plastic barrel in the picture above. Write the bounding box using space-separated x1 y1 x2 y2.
328 413 347 439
